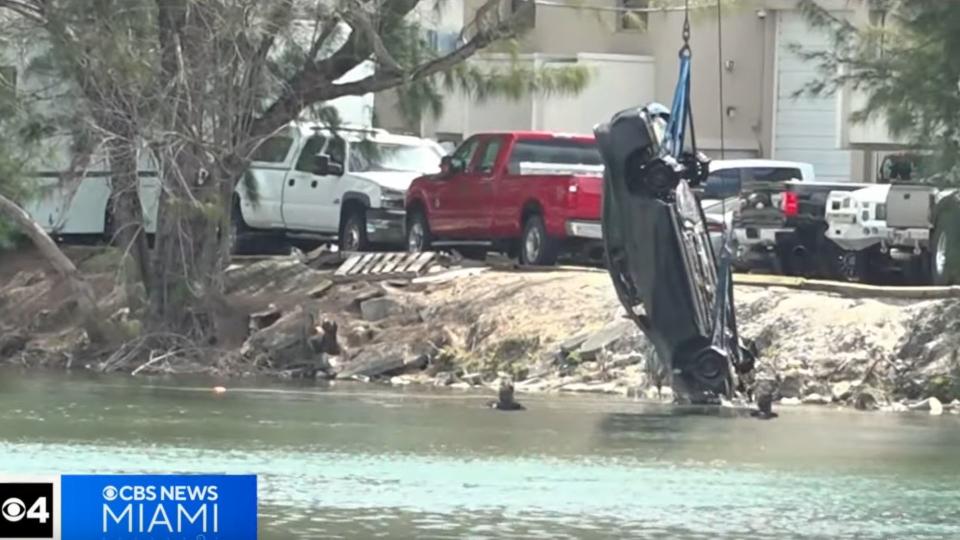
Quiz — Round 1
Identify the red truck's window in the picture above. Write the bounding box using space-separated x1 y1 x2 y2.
506 139 602 175
473 139 503 173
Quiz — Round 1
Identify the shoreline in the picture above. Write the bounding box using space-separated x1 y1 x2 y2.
2 245 960 415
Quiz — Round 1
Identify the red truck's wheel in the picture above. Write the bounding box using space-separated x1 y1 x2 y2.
520 214 559 266
406 210 432 252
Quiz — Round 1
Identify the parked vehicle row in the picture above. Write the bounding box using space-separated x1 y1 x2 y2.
21 121 960 284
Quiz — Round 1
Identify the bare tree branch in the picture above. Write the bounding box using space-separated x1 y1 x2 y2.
320 0 530 102
341 6 403 74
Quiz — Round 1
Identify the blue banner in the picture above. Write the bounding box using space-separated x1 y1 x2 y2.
60 474 257 540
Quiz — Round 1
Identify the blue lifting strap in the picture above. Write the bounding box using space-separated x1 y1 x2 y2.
665 53 692 158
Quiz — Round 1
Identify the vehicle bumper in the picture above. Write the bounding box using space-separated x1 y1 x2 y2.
365 208 406 245
565 219 603 240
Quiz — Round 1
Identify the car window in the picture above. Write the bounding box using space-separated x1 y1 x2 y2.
743 167 803 183
472 138 503 173
706 168 740 183
506 138 602 174
327 137 346 165
295 136 327 172
451 137 480 169
252 135 294 163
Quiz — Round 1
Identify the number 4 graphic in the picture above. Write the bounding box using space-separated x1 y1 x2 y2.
26 496 49 524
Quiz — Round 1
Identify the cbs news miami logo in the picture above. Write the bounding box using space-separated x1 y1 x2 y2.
0 474 256 540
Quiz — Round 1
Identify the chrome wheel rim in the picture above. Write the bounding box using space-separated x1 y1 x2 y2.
343 221 361 251
935 231 947 276
408 222 424 252
524 226 542 263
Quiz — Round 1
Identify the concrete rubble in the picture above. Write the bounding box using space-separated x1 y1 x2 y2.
2 246 960 412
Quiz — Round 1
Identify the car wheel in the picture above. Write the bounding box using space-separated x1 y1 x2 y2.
339 208 369 253
406 211 432 253
932 217 953 285
520 214 559 266
230 198 255 255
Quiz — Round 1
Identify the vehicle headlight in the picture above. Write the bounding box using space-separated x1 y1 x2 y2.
875 203 887 220
381 188 405 210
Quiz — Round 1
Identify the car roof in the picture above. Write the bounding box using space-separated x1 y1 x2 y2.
470 131 597 143
285 122 439 147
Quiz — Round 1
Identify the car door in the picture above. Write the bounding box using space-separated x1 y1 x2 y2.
282 135 327 231
458 136 503 237
429 136 481 237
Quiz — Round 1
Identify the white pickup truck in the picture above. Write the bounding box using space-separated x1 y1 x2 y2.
234 123 446 253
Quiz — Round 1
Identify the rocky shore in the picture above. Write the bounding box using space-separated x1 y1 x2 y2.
1 245 959 414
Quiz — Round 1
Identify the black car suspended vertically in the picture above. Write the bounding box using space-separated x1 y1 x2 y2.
593 102 757 404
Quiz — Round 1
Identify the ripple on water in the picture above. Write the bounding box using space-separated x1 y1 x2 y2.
2 440 960 539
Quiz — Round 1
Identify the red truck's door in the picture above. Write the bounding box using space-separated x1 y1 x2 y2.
458 135 504 237
429 136 481 237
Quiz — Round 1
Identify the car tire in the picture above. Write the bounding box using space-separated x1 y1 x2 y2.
230 198 256 255
931 216 954 285
519 214 559 266
339 207 369 253
406 210 432 253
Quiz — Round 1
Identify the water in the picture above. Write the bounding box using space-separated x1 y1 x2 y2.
2 368 960 539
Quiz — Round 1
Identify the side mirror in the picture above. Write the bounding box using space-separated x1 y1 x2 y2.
315 154 344 176
440 156 464 177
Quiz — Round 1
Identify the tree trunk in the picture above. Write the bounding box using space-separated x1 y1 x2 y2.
145 148 230 342
106 137 153 310
0 193 113 344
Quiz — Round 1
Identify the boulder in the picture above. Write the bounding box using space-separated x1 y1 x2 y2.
241 306 318 367
830 381 853 402
578 320 635 361
801 393 829 405
0 330 29 357
853 387 883 411
777 371 807 399
359 297 411 322
335 343 426 379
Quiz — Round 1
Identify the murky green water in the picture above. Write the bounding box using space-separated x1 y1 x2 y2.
2 367 960 539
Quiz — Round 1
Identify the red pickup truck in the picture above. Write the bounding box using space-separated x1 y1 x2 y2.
404 131 605 265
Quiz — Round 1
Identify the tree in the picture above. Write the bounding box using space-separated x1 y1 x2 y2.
795 0 960 183
0 0 588 349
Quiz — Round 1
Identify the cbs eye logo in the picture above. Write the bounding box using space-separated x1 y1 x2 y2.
0 483 53 539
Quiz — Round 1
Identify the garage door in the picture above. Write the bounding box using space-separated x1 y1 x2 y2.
774 10 852 182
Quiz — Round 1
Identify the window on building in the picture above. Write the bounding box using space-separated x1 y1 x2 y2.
868 9 888 58
511 0 536 28
425 30 439 51
619 0 649 31
0 66 16 96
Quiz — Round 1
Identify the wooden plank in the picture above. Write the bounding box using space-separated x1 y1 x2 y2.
370 253 400 274
401 251 437 274
334 254 364 276
359 253 385 274
732 273 960 299
379 253 405 274
347 253 374 275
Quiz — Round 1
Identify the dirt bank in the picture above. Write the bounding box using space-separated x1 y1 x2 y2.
1 246 959 413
